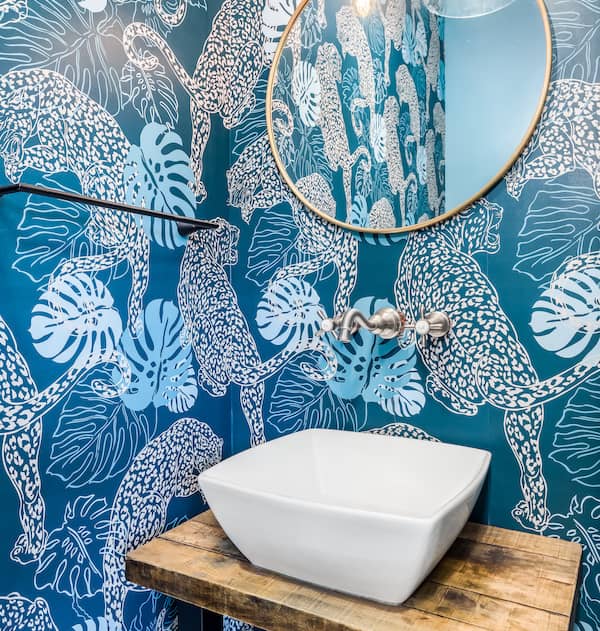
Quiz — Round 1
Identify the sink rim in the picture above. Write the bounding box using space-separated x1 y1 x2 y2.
199 429 491 524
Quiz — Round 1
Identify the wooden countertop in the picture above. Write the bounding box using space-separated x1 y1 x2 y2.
126 511 582 631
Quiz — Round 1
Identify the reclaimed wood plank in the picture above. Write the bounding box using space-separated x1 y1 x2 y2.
459 523 582 563
429 538 580 616
125 511 581 631
127 537 483 630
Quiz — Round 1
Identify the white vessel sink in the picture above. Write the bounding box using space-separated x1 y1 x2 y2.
198 429 491 605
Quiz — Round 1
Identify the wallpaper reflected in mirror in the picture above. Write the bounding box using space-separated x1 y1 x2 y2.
270 0 445 231
268 0 549 233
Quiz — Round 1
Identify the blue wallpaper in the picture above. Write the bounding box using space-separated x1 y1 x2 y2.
227 1 600 630
0 1 598 631
0 1 230 630
270 0 445 228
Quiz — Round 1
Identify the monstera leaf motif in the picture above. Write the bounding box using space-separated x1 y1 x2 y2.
531 254 600 359
120 60 178 128
246 205 301 287
35 495 111 611
402 13 427 66
262 0 299 59
269 352 359 434
256 277 323 351
291 61 321 127
13 197 91 284
123 123 196 249
514 182 600 282
0 0 126 114
117 299 197 413
324 297 425 417
369 114 386 163
48 366 156 487
548 495 600 627
550 374 600 487
30 273 123 368
72 618 122 631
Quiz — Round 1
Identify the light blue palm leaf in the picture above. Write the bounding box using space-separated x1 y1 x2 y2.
72 618 122 631
256 276 323 351
117 299 198 413
35 495 111 611
364 341 425 417
123 123 196 249
531 258 600 359
324 297 425 417
30 273 123 368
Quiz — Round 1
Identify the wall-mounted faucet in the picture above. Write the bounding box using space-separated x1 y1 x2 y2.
320 307 451 343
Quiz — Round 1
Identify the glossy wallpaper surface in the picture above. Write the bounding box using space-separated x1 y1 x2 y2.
0 0 597 630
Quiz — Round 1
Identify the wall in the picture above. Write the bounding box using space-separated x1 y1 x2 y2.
0 1 230 630
0 2 598 631
226 1 600 630
270 0 445 228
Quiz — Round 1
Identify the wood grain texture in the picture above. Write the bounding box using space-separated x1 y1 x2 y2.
126 511 582 631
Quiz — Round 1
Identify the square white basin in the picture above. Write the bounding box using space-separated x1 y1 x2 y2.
198 429 491 605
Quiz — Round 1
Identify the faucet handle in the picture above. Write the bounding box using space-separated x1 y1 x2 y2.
318 316 340 339
414 310 451 339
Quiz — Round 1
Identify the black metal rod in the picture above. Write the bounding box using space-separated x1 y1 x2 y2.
0 183 218 235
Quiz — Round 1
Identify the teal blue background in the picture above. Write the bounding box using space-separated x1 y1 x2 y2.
0 1 597 631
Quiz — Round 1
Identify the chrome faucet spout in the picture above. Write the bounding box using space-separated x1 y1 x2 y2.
338 308 370 342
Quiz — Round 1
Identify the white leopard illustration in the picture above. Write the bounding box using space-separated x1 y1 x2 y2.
0 593 57 631
226 139 359 314
276 195 359 314
336 7 375 121
0 0 26 25
376 0 405 86
383 95 417 224
296 172 336 217
123 0 265 201
102 418 223 628
227 134 289 223
177 218 336 445
0 313 129 565
368 421 438 441
425 127 444 216
395 200 600 531
368 197 395 229
396 65 421 150
114 0 187 26
316 42 371 219
425 14 441 114
227 100 292 223
0 69 150 333
506 80 600 200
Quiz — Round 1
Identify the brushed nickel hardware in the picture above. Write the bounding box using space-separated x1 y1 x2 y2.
321 307 451 343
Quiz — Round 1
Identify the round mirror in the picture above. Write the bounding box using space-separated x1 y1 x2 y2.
266 0 551 233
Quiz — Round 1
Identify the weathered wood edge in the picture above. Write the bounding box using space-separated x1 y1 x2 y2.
125 511 581 631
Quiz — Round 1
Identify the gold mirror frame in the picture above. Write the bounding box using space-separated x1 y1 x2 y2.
266 0 552 234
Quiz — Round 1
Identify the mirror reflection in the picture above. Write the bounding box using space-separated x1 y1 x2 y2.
267 0 550 233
